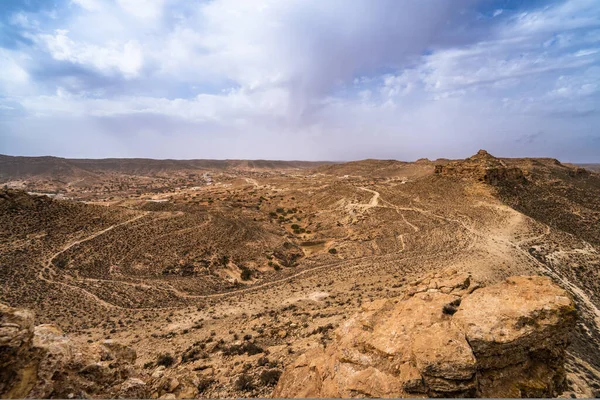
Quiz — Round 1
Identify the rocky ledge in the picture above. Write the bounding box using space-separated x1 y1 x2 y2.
274 272 576 398
434 150 526 185
0 302 145 399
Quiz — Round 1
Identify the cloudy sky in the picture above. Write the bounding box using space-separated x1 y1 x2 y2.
0 0 599 161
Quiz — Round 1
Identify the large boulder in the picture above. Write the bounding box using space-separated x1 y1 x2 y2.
274 273 576 398
453 276 576 397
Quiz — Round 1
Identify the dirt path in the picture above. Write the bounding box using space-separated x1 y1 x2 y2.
357 187 380 208
244 178 260 188
36 183 600 329
517 224 551 245
38 212 150 309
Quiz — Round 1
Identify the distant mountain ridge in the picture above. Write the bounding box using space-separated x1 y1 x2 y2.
0 154 337 181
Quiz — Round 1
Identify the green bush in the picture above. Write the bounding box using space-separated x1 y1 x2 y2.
259 369 282 386
53 255 69 269
234 374 254 391
156 353 175 367
240 267 252 281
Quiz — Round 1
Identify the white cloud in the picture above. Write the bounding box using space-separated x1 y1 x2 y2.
2 0 600 161
39 29 144 78
0 49 33 96
70 0 103 12
116 0 165 20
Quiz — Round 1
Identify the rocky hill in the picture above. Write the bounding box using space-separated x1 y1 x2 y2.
316 158 434 179
274 273 576 398
434 149 526 185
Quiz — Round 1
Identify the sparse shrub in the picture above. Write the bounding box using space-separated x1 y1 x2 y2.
234 374 254 391
259 369 282 386
143 361 154 369
221 342 264 356
442 298 461 315
156 353 175 367
53 255 69 269
257 356 269 366
197 377 214 393
311 323 334 335
328 248 337 254
290 224 300 230
181 347 208 363
242 343 265 356
240 266 252 281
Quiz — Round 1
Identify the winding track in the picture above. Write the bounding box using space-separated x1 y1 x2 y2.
35 184 600 331
36 186 471 309
38 213 149 309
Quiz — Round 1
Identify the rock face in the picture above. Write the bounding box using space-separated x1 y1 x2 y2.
435 150 526 185
0 302 143 399
274 273 576 398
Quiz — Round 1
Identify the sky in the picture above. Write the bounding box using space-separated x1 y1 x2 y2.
0 0 599 162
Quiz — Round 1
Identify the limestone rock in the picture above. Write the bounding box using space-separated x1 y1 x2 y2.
118 377 148 399
0 302 140 399
274 275 576 398
0 303 36 398
101 339 138 364
453 276 576 397
434 150 526 185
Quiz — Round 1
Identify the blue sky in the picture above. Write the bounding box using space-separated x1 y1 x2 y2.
0 0 599 161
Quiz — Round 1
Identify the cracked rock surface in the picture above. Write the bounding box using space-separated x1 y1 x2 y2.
274 272 576 398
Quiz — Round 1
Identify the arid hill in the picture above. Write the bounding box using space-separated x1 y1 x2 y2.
0 154 334 180
576 163 600 173
1 151 600 398
316 158 434 179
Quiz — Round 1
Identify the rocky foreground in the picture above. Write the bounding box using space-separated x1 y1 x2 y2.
274 272 576 398
0 272 577 398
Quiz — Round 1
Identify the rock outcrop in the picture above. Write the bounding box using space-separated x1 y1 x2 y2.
0 302 144 399
435 150 526 185
274 272 576 398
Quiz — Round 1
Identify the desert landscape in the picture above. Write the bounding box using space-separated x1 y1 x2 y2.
1 151 600 398
3 0 600 397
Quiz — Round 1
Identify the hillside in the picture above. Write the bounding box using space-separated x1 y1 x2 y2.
0 154 335 182
1 151 600 398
